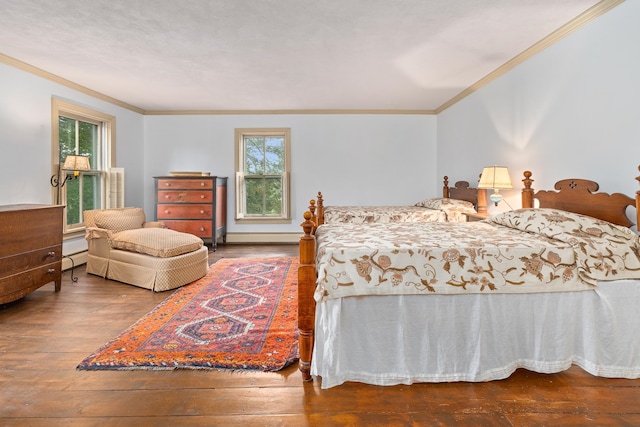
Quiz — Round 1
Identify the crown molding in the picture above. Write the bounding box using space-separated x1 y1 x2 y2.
1 53 145 114
436 0 625 113
143 109 435 115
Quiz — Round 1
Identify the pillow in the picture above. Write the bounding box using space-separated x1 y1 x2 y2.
94 208 145 233
415 197 475 211
490 208 637 242
491 208 640 281
415 198 476 222
110 228 203 258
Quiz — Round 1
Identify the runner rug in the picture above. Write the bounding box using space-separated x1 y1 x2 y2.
77 257 299 371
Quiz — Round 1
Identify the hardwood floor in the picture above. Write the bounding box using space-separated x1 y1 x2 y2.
1 243 639 426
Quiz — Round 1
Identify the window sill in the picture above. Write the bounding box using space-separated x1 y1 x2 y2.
235 217 292 225
63 228 86 240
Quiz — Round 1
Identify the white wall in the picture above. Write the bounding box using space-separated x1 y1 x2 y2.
437 0 640 214
0 62 145 254
144 114 437 233
1 59 437 241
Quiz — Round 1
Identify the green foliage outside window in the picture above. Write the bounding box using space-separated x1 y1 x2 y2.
244 136 284 216
58 116 99 225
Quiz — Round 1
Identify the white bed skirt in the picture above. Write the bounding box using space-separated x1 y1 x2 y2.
312 280 640 389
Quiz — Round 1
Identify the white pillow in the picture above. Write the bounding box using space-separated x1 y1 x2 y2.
415 197 475 212
490 208 640 281
490 208 637 242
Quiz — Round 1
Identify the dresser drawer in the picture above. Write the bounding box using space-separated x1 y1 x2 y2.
157 179 213 190
157 190 213 203
162 220 211 238
0 262 61 304
0 206 63 257
0 245 62 277
157 204 213 219
0 204 63 304
154 176 227 247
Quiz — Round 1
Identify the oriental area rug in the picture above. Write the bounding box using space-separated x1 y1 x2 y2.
78 257 299 372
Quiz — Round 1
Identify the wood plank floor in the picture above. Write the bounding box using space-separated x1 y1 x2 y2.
1 243 639 426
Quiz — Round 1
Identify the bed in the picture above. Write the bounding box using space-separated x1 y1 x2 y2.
311 176 487 225
298 168 640 388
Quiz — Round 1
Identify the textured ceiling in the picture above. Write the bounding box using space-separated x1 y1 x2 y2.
0 0 608 112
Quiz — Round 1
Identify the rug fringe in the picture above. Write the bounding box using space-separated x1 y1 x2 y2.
77 358 299 372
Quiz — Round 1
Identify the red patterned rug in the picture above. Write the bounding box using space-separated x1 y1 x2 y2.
78 257 298 371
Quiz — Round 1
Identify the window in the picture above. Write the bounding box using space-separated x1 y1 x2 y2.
235 128 290 223
52 99 115 235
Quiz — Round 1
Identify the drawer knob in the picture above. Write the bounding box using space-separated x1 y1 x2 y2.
164 209 169 214
199 227 205 232
200 182 205 186
47 251 56 258
165 195 170 199
200 195 205 199
47 268 55 274
200 210 205 214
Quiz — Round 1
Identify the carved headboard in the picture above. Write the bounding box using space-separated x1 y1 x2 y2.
521 170 638 228
443 175 488 215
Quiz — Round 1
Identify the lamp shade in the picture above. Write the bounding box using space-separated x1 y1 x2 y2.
62 155 91 171
478 166 513 190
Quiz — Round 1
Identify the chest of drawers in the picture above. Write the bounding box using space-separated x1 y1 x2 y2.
0 204 63 304
154 176 227 248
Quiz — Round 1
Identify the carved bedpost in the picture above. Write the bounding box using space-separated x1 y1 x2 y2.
476 189 488 215
522 171 534 208
298 211 316 382
475 174 487 215
317 192 324 226
636 165 640 229
308 199 317 232
443 176 450 198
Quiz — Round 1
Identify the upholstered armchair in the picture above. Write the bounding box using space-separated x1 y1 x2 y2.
84 207 209 291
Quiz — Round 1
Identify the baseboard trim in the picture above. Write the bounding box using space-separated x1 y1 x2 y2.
62 252 88 271
224 232 301 244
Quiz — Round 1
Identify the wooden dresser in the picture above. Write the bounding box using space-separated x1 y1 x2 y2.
154 176 227 248
0 204 63 304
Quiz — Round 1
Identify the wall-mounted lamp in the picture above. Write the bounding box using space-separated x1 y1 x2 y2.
478 166 513 206
51 155 91 204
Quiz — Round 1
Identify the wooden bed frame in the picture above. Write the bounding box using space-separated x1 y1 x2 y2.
298 168 640 381
309 175 488 226
521 170 638 227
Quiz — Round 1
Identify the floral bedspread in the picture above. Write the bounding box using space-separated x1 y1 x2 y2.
314 209 640 302
322 198 477 224
322 206 447 224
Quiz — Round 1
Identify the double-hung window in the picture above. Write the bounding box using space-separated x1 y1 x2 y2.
235 128 291 223
52 99 115 235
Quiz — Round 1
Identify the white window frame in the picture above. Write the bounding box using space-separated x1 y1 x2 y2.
51 98 116 236
235 128 291 224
